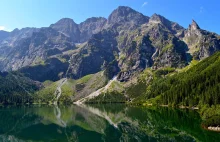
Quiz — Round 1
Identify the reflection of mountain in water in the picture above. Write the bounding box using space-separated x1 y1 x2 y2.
0 105 220 142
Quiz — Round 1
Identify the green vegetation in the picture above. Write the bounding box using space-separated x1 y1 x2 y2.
34 81 58 104
0 72 39 104
126 69 153 99
34 72 107 104
148 52 220 107
126 52 220 127
59 79 75 104
56 56 67 63
31 57 45 66
178 59 199 72
108 81 124 93
202 115 220 128
34 79 75 104
131 52 220 107
154 67 175 77
161 43 174 53
201 105 220 120
77 74 93 84
87 91 126 103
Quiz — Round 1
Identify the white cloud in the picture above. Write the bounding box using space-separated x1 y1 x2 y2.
200 6 204 13
0 26 11 31
142 2 148 7
0 26 5 31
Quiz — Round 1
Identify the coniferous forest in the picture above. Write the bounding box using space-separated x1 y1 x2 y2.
141 52 220 107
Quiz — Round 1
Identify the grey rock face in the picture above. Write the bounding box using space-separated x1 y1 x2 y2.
0 27 75 71
119 35 155 72
20 58 69 82
149 14 185 37
107 6 149 26
0 31 9 41
184 20 220 59
51 17 107 43
116 13 188 73
0 6 219 83
0 28 39 46
79 17 107 42
106 6 149 31
50 18 80 42
117 71 132 82
67 29 119 79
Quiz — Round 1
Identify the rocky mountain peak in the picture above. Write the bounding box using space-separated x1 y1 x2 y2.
150 13 164 22
11 28 19 33
79 17 107 42
189 20 200 30
50 18 80 42
107 6 149 26
0 5 219 82
149 13 185 36
150 13 173 26
81 17 107 23
184 19 220 60
52 18 76 26
116 6 135 12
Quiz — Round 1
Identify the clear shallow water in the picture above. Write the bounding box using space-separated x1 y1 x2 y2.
0 104 219 142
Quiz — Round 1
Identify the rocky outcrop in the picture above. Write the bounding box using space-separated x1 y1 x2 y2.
51 17 107 43
106 6 149 30
117 71 132 82
0 28 39 47
0 30 9 41
50 18 81 42
118 35 155 80
183 20 220 59
116 13 188 76
67 29 119 79
20 58 69 82
208 126 220 132
0 27 75 71
79 17 107 42
149 14 185 37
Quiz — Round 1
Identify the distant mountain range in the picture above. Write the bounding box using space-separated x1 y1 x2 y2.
0 6 219 81
0 6 220 109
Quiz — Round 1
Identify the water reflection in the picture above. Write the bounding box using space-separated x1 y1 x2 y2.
0 104 219 142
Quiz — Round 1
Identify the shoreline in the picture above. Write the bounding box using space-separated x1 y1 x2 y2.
207 126 220 132
202 125 220 132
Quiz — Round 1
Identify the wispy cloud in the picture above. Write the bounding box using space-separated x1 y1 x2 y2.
0 26 11 31
200 6 204 13
142 2 148 7
0 26 5 31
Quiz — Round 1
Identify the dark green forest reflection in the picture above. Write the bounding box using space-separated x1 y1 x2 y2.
0 105 219 142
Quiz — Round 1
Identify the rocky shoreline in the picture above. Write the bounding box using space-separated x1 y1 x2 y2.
207 126 220 132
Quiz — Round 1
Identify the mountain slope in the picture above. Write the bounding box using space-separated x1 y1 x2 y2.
67 29 119 79
183 20 220 60
0 27 75 71
0 72 41 104
50 18 81 42
0 31 9 41
79 17 107 42
130 51 220 107
0 6 220 107
1 6 219 82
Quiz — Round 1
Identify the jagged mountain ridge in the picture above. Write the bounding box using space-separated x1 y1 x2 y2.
183 20 220 60
0 6 219 82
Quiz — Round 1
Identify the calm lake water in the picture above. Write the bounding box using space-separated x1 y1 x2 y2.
0 104 219 142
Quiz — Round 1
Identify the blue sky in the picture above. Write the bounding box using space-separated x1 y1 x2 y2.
0 0 219 34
